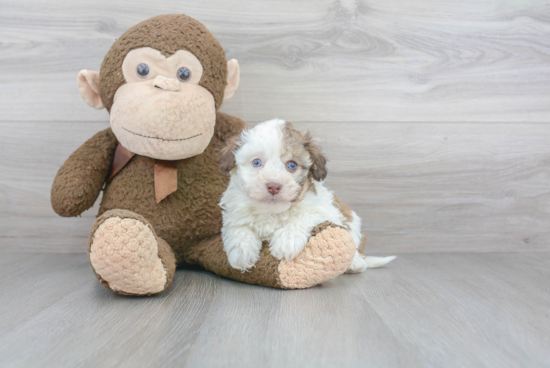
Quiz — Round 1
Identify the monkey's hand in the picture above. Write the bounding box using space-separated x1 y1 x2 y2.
51 128 118 217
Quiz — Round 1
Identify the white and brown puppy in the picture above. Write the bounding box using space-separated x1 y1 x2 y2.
219 118 395 272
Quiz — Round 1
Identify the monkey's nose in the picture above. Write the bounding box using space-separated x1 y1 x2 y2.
266 182 281 195
153 75 180 92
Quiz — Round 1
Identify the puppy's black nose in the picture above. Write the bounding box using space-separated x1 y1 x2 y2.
267 183 281 195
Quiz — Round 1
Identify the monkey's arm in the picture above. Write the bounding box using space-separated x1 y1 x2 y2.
214 112 250 141
180 222 356 289
51 128 118 217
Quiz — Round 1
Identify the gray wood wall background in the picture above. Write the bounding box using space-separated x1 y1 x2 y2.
1 0 550 253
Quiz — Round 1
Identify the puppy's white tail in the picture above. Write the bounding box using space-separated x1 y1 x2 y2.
365 256 396 268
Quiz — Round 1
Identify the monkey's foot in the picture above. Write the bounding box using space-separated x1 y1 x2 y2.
88 210 176 296
277 222 356 289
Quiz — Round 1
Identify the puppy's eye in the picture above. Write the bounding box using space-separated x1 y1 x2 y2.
252 159 263 167
177 67 191 82
286 161 297 172
137 63 150 78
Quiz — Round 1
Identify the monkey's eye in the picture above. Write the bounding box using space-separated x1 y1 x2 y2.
137 63 150 78
286 161 298 172
177 67 191 82
252 159 263 168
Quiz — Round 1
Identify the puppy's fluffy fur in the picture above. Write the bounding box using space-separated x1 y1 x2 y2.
219 118 395 272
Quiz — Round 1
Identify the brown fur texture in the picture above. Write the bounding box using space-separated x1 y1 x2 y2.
182 235 282 288
359 234 367 255
280 122 327 200
51 128 118 217
311 221 346 237
218 133 242 174
303 131 327 181
332 197 370 254
99 14 227 111
333 196 354 231
281 122 327 181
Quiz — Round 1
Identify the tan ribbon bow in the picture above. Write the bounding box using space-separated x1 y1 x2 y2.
153 160 178 203
107 143 179 204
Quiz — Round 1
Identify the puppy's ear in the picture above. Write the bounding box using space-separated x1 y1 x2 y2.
304 132 327 181
219 133 241 174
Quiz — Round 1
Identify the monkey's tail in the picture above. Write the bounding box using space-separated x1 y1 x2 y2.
365 255 396 269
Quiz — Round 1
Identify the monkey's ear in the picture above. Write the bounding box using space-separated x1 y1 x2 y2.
219 133 241 174
304 132 328 181
77 70 105 110
223 59 240 101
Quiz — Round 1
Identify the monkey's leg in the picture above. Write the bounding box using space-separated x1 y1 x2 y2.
87 209 176 296
183 222 355 289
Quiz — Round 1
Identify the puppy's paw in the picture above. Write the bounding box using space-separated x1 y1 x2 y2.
223 228 262 271
269 228 310 261
227 245 261 272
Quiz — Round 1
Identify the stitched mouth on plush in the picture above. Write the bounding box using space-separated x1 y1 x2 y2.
122 127 203 142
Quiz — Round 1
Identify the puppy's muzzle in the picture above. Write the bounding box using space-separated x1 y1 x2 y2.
266 182 281 195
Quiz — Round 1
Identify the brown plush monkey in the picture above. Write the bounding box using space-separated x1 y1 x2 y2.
51 14 356 295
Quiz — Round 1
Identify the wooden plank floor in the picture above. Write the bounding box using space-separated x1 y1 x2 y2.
0 251 549 368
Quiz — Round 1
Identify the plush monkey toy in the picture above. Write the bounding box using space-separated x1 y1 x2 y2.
51 14 356 295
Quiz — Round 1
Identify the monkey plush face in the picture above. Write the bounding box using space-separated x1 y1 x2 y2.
109 47 217 160
76 14 240 160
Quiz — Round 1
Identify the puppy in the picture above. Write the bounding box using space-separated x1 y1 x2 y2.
219 118 396 272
